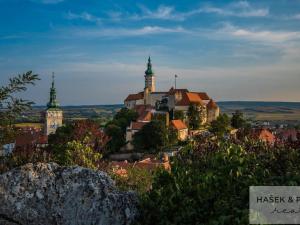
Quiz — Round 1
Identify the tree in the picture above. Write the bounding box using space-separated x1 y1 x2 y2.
105 124 124 153
173 110 185 121
168 127 178 146
64 137 102 170
187 103 201 130
209 113 231 137
114 108 138 131
231 110 246 129
104 108 138 152
133 120 168 152
48 120 109 164
0 71 39 146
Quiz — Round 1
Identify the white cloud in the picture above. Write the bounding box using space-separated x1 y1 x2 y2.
65 11 102 24
198 1 269 17
218 23 300 42
133 5 185 21
124 1 268 21
293 14 300 19
71 26 186 38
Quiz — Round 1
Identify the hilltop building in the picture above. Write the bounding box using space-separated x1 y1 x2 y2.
124 57 220 149
44 74 63 136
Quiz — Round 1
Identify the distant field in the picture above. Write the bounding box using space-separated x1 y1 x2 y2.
16 102 300 127
218 101 300 122
14 123 43 129
254 111 300 121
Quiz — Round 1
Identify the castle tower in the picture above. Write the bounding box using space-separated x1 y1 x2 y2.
44 73 63 136
144 56 155 92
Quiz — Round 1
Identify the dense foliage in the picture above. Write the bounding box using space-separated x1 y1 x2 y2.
137 138 300 225
48 120 109 166
109 166 154 195
209 113 231 137
187 103 201 130
173 110 185 121
64 138 102 169
133 120 168 152
105 108 138 153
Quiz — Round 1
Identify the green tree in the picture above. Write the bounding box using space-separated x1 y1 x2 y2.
168 128 178 146
209 113 230 137
231 110 246 129
133 120 168 152
114 108 138 131
104 108 138 152
48 120 108 164
187 103 201 130
173 110 185 121
64 137 102 170
105 124 124 153
0 71 39 146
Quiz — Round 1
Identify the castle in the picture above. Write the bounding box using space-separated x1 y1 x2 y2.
124 57 220 148
44 74 63 136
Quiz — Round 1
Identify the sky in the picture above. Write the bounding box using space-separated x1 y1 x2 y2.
0 0 300 105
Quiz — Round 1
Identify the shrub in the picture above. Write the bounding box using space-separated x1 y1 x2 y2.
137 139 300 225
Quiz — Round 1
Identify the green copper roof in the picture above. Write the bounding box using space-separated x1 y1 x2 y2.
145 56 154 76
47 73 60 109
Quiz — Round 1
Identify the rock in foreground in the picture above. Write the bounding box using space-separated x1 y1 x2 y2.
0 163 138 225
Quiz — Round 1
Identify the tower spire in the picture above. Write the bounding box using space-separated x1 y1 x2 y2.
52 72 55 88
145 56 154 76
47 72 59 109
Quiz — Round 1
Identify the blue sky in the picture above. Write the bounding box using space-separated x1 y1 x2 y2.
1 0 300 105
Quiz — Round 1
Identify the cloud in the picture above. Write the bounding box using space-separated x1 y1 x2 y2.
133 5 185 21
197 1 268 17
65 11 102 24
70 26 186 38
124 1 268 21
292 14 300 19
0 35 25 40
30 0 64 4
218 23 300 43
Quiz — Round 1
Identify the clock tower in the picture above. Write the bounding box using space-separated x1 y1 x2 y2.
44 73 63 136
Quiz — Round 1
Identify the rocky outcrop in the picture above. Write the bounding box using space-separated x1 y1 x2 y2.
0 163 138 225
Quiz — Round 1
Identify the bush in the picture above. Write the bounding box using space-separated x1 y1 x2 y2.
109 167 154 195
137 139 300 225
64 138 102 170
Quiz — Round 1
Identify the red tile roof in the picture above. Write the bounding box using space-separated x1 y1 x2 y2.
15 130 47 146
125 92 144 101
250 128 275 144
137 110 152 122
170 120 188 130
195 92 210 100
207 99 218 109
176 92 204 106
131 121 147 130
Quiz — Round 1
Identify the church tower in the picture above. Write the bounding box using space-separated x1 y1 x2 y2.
44 73 63 136
144 57 155 105
144 56 155 92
